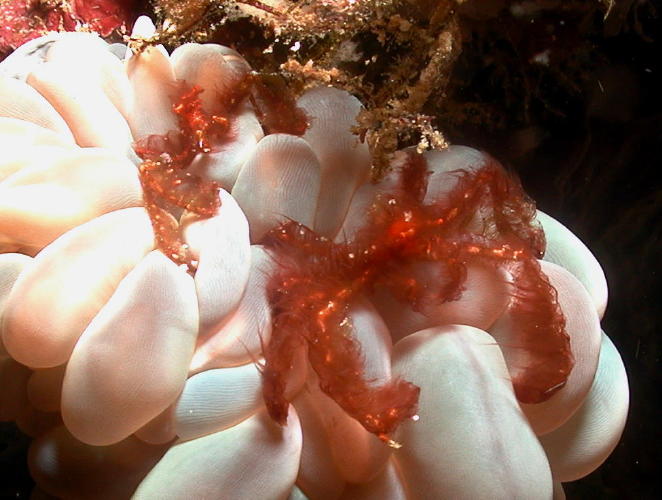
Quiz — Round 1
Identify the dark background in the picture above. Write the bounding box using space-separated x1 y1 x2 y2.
1 1 660 498
442 2 660 498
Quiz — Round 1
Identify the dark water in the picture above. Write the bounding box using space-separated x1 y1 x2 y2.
446 3 661 498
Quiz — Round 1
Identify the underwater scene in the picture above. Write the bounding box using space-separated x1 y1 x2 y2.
0 1 658 498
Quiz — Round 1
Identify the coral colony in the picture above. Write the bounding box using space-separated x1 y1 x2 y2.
0 1 629 497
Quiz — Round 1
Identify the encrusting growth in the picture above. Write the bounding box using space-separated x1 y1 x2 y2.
260 152 574 444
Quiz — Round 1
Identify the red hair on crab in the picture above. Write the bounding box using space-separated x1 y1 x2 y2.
260 151 574 445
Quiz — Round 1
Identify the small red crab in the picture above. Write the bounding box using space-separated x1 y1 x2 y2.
133 73 307 272
133 84 226 273
260 152 574 445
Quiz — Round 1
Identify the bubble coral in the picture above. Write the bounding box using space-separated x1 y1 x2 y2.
0 17 629 499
